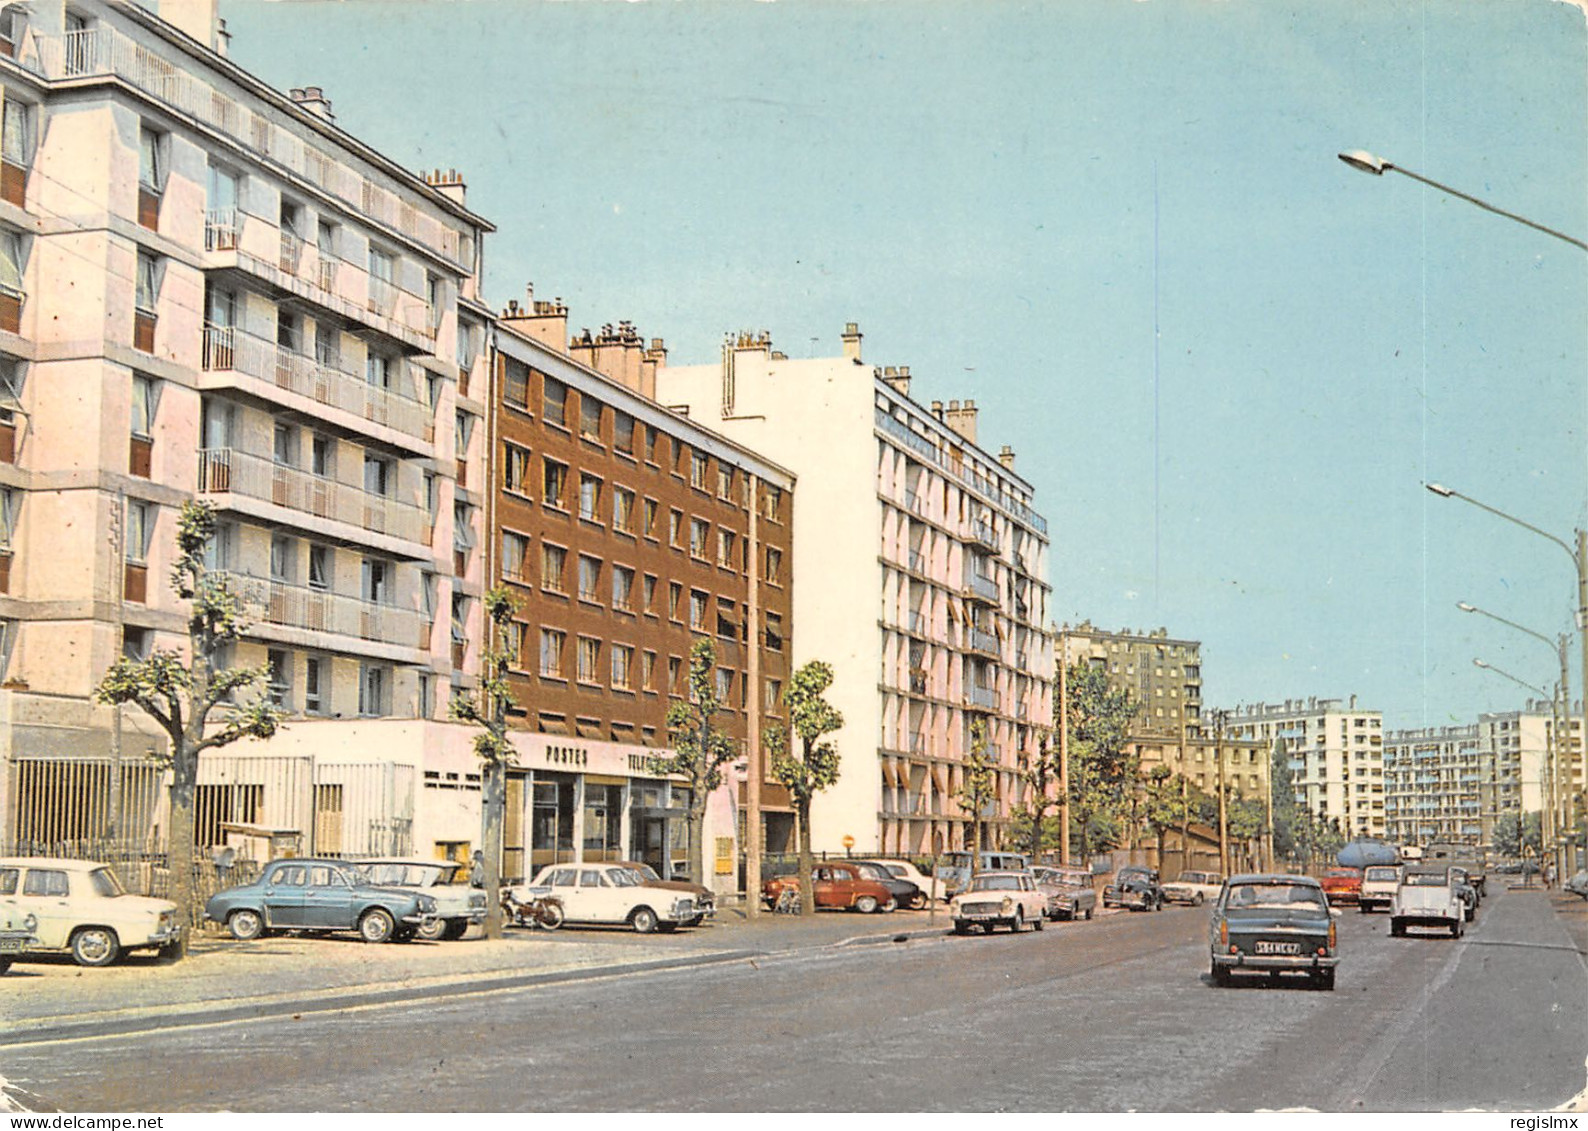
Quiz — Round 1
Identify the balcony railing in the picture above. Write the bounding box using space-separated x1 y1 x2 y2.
33 27 468 270
907 551 928 575
966 571 1000 603
967 627 1000 656
279 230 306 276
907 611 931 637
204 208 240 252
876 409 1049 535
967 520 999 551
214 571 420 648
965 685 998 710
197 447 427 546
201 325 431 444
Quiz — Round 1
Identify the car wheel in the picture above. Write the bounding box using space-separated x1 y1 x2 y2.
1194 893 1205 906
952 921 970 935
1465 905 1474 922
631 907 659 934
1034 912 1045 932
854 895 879 914
1086 906 1095 920
881 897 897 913
1211 962 1231 987
0 958 10 975
1452 918 1463 939
1391 919 1405 938
228 909 265 941
70 927 120 968
1012 908 1024 933
910 893 928 911
416 917 448 942
441 919 470 941
358 907 396 944
1314 968 1336 991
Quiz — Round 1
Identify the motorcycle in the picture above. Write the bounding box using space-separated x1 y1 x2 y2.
501 884 565 930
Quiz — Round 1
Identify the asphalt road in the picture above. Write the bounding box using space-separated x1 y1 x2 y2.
9 885 1585 1112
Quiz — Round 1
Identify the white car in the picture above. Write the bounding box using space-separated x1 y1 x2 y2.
871 858 945 905
1162 870 1224 906
0 857 181 967
949 871 1048 934
523 862 700 933
1358 864 1403 914
354 858 488 940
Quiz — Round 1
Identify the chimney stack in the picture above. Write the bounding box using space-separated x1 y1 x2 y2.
424 167 467 207
930 400 945 422
499 283 569 353
841 322 863 362
289 85 336 123
943 398 979 444
880 365 911 396
570 319 652 398
997 445 1016 471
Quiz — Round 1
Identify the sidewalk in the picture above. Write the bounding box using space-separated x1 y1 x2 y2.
1 904 956 1046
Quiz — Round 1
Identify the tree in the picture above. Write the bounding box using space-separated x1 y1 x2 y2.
662 639 737 885
1013 728 1058 861
764 660 844 916
956 717 998 859
1493 810 1543 859
448 586 519 939
1060 662 1139 861
94 500 284 953
1268 736 1301 865
1140 765 1188 869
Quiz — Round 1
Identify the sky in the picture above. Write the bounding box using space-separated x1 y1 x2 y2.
221 0 1588 730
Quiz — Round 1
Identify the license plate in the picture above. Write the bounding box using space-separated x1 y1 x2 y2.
1255 940 1301 955
0 937 25 952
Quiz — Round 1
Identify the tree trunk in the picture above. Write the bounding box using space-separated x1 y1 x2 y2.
797 801 815 917
166 751 196 959
480 760 506 939
687 799 705 886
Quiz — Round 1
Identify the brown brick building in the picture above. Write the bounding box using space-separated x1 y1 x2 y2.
485 300 797 884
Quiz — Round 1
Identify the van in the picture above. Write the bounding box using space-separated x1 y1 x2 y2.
936 851 1031 898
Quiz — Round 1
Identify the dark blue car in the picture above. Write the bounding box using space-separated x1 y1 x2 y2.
1209 873 1339 990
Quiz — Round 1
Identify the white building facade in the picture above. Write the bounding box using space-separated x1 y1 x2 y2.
1227 697 1385 839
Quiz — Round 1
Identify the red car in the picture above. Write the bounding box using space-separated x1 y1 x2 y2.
1319 867 1363 905
762 861 895 913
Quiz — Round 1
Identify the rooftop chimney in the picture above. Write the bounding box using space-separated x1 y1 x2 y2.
499 283 569 353
841 322 863 362
880 365 911 397
570 318 653 398
943 398 978 444
424 168 467 207
930 400 945 421
997 444 1016 471
161 0 221 51
289 85 336 123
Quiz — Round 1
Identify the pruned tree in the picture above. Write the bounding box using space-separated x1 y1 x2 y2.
956 716 998 860
1140 765 1188 871
663 638 737 885
1268 736 1302 865
94 500 284 952
1060 661 1139 861
448 586 518 939
1014 727 1058 861
1494 810 1543 859
764 659 843 916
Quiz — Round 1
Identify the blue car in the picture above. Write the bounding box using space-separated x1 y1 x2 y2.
205 857 437 943
1209 873 1340 991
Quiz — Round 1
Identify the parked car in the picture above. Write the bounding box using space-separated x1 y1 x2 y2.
1319 867 1364 906
205 857 437 943
1449 867 1479 921
0 903 38 974
1358 864 1402 913
1565 869 1588 899
936 851 1031 899
849 861 922 911
950 871 1048 934
871 859 944 905
0 857 182 967
1030 865 1097 920
762 861 894 913
1390 866 1467 938
618 860 715 926
526 862 700 933
353 858 487 940
1104 866 1163 911
1209 874 1339 990
1161 870 1224 906
1425 843 1487 897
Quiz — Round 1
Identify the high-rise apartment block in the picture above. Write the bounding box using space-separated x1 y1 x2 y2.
1226 698 1385 838
655 327 1053 855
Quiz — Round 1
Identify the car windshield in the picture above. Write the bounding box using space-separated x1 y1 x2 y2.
941 853 974 869
1403 871 1450 887
968 875 1022 892
87 867 125 898
1176 873 1209 884
362 863 447 886
608 869 641 887
1364 867 1399 881
884 864 908 879
629 864 662 881
1224 882 1326 911
853 863 890 881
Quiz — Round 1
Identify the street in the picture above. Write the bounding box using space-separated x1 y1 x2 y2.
5 885 1584 1111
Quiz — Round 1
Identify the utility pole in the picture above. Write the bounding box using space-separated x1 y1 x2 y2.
1213 708 1229 877
1057 627 1070 866
744 475 763 919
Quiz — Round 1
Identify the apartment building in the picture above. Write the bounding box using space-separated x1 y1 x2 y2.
655 327 1053 856
1226 697 1385 837
483 305 797 887
1382 725 1484 846
0 0 495 863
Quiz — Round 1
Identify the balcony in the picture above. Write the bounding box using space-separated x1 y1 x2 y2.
906 551 929 576
965 571 1000 605
215 571 421 652
875 410 1049 535
965 684 998 711
907 611 932 638
965 627 1000 658
197 447 428 555
200 325 433 453
967 520 998 552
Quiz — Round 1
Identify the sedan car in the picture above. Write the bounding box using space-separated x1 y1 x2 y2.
525 862 699 933
354 858 487 940
205 857 437 943
849 861 922 911
762 862 894 913
0 857 182 967
618 860 715 926
950 871 1048 934
1161 870 1224 906
1104 866 1163 911
871 859 944 905
0 903 37 975
1030 865 1097 920
1209 874 1339 990
1319 868 1364 906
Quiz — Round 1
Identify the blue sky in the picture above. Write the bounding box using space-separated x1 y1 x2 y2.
224 0 1588 728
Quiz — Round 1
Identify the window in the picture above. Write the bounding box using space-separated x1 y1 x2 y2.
669 509 684 548
205 165 241 250
316 219 338 288
643 498 659 539
458 319 480 375
718 465 734 500
501 530 530 583
765 612 785 652
645 425 659 463
540 629 565 678
541 543 566 593
716 668 733 704
0 96 29 206
130 374 159 439
614 411 635 456
668 581 683 621
503 357 529 410
542 375 567 428
503 444 531 495
579 394 602 442
641 651 657 692
577 555 601 603
454 501 476 560
689 589 709 631
764 546 784 585
364 454 393 497
576 636 600 684
691 451 709 490
716 598 738 640
717 529 737 569
611 645 633 690
451 593 469 648
269 535 294 582
267 649 291 709
761 486 782 522
673 440 689 477
0 6 26 61
455 410 474 463
125 500 154 564
361 558 391 604
308 545 330 591
542 458 568 509
365 351 392 390
359 663 390 716
134 250 160 315
137 125 165 225
578 474 601 522
367 246 396 314
0 484 16 553
0 228 26 332
642 574 658 615
689 518 709 559
766 678 783 712
613 487 635 533
668 655 683 697
612 565 635 612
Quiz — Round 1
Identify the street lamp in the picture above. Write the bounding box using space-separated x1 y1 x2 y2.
1337 150 1588 252
1432 483 1587 875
